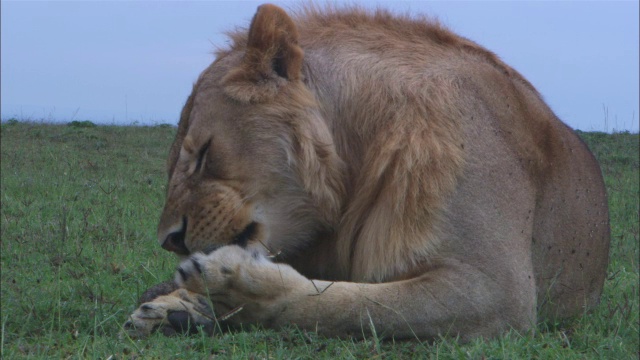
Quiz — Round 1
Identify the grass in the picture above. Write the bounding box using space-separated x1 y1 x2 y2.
1 121 638 359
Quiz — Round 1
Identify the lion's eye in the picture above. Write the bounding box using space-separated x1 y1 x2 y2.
194 139 211 173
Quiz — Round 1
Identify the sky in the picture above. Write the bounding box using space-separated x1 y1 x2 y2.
1 1 638 132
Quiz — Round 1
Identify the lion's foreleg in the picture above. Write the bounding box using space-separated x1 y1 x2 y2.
256 264 528 341
126 246 534 341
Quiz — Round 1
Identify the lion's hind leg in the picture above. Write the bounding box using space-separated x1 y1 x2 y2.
123 289 215 338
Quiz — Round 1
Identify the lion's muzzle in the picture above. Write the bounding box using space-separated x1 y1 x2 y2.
161 217 189 255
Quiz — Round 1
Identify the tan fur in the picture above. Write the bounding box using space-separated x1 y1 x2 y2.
126 4 610 341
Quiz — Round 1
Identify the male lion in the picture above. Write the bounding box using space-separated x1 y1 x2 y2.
125 4 610 341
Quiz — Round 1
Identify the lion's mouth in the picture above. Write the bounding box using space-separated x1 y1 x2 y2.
200 222 258 255
162 219 258 255
232 221 258 247
161 217 190 255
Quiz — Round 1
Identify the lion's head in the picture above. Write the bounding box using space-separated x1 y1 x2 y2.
157 5 345 258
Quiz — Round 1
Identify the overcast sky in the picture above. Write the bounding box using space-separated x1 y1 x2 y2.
1 1 638 132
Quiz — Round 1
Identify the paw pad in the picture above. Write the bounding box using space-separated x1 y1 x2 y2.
167 310 201 335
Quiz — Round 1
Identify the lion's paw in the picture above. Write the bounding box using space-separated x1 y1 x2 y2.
123 289 215 339
175 245 270 296
173 245 306 323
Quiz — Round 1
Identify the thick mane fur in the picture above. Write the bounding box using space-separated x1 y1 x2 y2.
220 6 480 281
217 6 548 281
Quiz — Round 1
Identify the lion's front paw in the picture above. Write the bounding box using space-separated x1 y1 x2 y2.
123 289 215 339
174 245 257 295
173 245 306 323
174 245 300 296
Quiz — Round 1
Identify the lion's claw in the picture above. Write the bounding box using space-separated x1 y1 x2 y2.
123 289 215 339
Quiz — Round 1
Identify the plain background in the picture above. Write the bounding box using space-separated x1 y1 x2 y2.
2 1 638 132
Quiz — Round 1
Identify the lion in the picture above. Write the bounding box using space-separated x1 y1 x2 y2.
124 4 610 341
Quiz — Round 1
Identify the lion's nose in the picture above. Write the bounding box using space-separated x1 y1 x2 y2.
161 218 189 255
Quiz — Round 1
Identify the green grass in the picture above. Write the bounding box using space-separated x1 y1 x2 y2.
1 122 637 359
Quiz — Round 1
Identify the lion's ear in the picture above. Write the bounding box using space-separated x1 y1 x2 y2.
223 4 304 102
245 4 303 80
